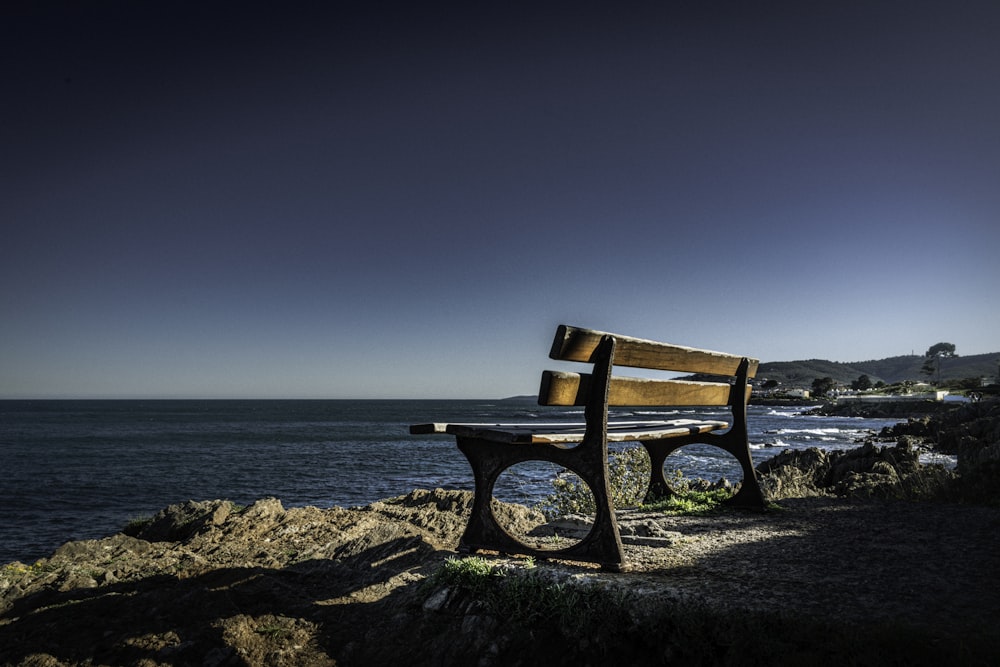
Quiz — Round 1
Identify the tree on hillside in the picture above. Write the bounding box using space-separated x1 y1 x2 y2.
851 374 872 391
921 342 958 385
811 377 836 397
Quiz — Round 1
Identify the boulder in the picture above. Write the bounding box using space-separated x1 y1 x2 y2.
757 440 956 501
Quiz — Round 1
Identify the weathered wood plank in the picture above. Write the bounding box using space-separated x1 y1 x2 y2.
539 371 751 407
410 419 729 444
550 324 759 378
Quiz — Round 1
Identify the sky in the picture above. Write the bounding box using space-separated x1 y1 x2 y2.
2 1 999 399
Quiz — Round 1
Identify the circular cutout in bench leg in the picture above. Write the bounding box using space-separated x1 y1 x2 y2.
491 461 596 552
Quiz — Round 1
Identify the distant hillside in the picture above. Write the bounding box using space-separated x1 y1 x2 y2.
757 353 1000 388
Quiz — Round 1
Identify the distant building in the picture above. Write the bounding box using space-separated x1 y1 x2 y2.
838 390 949 403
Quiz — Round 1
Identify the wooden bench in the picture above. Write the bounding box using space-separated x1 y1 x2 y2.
410 324 766 570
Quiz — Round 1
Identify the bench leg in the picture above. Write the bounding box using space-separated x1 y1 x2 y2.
722 434 767 508
641 431 766 508
456 436 626 569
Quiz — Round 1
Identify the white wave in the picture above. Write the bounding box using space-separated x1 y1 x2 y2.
765 410 802 418
764 405 821 417
773 427 848 436
750 441 777 450
754 438 793 449
918 452 958 469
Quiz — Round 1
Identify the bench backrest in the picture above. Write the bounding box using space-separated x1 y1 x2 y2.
538 325 758 408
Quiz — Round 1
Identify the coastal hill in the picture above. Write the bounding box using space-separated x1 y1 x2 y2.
756 352 999 387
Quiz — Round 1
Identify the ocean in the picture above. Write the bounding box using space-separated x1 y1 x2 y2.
1 399 912 565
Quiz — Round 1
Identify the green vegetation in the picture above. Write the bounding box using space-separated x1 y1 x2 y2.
537 447 732 520
426 556 628 635
2 560 53 581
810 376 836 397
436 555 499 581
921 342 958 385
538 446 650 519
850 374 873 391
123 514 154 534
640 486 733 515
423 556 995 665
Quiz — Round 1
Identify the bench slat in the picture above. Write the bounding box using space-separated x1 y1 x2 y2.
539 371 751 407
410 419 728 444
550 325 759 378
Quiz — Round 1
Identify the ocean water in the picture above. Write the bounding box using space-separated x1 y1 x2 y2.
0 399 908 565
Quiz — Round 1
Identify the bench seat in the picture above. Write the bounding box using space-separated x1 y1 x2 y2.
410 419 728 445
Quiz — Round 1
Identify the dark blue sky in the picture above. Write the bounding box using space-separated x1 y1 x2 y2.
3 1 998 398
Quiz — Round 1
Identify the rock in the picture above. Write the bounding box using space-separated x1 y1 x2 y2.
756 447 832 498
809 400 959 419
881 398 1000 456
128 499 234 542
757 440 957 501
873 397 1000 501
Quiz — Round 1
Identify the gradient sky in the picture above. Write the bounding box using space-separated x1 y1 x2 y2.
3 2 999 399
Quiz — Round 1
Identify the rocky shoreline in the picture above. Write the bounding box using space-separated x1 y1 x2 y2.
806 398 964 419
2 401 999 666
